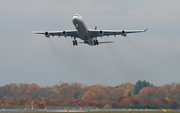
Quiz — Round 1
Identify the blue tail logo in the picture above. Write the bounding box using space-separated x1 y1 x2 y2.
95 26 97 30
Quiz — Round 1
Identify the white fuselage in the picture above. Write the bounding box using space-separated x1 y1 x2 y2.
72 15 94 45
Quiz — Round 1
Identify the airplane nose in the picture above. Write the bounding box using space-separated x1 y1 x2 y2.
73 16 78 20
72 16 79 24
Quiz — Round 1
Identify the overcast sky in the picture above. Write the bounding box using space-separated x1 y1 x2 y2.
0 0 180 87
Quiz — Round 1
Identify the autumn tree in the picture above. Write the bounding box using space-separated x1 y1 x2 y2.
9 83 18 94
0 87 4 98
64 97 75 106
2 84 11 97
46 89 56 98
38 87 49 97
16 83 29 98
84 85 110 101
116 95 127 103
51 84 59 93
57 98 67 106
111 100 120 108
130 96 139 105
18 97 26 106
134 80 150 95
34 96 45 108
167 99 180 109
3 81 180 108
87 99 97 106
120 97 133 108
104 96 119 108
159 98 168 105
119 83 134 96
137 87 167 99
59 83 69 89
161 84 171 96
110 87 125 98
58 85 74 99
152 98 161 106
23 83 40 99
48 99 58 106
37 101 45 109
76 99 86 106
170 83 180 98
139 99 152 106
71 82 83 99
82 91 95 101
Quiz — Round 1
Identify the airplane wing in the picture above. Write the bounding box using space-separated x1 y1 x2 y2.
33 30 78 38
89 29 147 37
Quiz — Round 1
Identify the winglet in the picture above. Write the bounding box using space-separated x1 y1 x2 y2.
144 28 148 32
31 30 34 34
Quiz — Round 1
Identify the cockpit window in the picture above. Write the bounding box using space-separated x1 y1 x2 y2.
75 14 79 17
74 14 83 19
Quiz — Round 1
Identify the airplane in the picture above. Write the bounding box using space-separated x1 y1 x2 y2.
33 14 147 46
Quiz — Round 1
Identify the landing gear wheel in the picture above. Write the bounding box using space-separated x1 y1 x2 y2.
73 40 75 46
75 41 78 46
73 40 78 46
96 40 99 45
94 40 96 45
94 40 99 45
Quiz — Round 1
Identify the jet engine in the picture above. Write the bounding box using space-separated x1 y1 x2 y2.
63 31 67 37
45 32 50 38
122 31 127 37
99 30 104 36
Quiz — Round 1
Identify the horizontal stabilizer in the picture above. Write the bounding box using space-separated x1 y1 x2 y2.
98 41 114 44
78 41 114 44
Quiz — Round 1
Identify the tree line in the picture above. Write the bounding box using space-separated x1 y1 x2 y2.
0 80 180 109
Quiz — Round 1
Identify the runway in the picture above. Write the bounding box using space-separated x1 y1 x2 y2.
0 109 165 112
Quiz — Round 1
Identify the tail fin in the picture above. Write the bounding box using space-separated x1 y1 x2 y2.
95 26 97 30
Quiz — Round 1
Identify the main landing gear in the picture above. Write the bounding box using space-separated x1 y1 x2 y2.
73 40 78 46
94 40 99 45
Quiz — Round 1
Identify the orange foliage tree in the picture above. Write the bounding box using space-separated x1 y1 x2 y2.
18 97 26 106
139 99 152 106
119 83 134 96
76 99 86 106
117 95 127 103
170 83 180 97
23 83 40 99
2 81 180 109
110 88 125 98
82 90 95 101
120 97 133 108
137 86 167 99
167 99 180 109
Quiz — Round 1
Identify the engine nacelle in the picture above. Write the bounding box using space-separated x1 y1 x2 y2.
99 30 104 36
122 31 127 37
45 32 50 38
63 31 67 37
